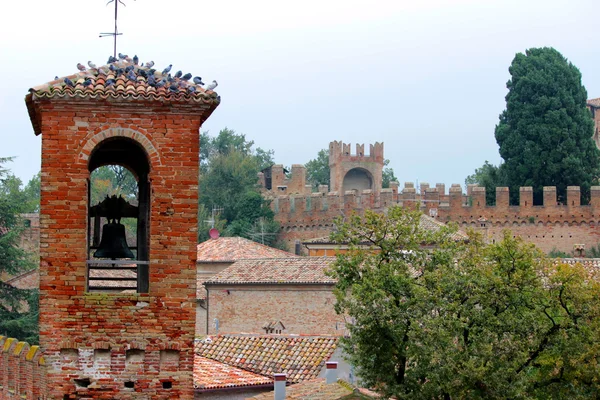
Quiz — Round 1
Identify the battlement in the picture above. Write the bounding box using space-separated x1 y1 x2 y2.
0 336 47 399
328 140 384 164
259 164 312 195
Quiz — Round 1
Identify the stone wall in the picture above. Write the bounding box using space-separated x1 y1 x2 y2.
206 284 345 336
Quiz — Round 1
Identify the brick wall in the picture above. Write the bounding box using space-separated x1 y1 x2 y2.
206 285 345 336
29 94 215 398
0 336 47 400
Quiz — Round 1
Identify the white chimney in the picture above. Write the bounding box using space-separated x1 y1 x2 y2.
274 373 286 400
325 361 338 384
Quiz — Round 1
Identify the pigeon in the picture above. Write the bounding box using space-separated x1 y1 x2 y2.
188 86 196 93
193 76 204 85
106 78 116 86
205 80 218 91
145 60 155 69
83 78 93 87
54 76 59 80
167 74 174 83
162 64 172 74
77 63 86 72
116 68 125 76
125 65 135 73
88 61 97 69
125 55 132 62
64 78 75 87
138 69 148 78
155 79 167 88
118 53 127 60
133 55 139 65
147 74 156 86
174 70 182 79
148 69 156 75
107 55 117 64
109 64 117 72
127 70 136 81
181 73 192 81
169 83 179 92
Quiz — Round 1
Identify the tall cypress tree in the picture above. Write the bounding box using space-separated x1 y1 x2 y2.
495 47 600 204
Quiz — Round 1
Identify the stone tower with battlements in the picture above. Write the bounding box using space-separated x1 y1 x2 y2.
328 141 384 194
25 57 219 399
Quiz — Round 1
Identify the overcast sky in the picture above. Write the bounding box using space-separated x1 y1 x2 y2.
1 0 598 190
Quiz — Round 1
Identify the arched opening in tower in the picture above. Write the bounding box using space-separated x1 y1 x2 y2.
342 168 373 193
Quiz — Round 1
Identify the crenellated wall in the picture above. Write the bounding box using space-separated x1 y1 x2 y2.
271 183 600 254
0 336 47 400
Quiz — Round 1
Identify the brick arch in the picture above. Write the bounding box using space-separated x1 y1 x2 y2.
78 127 161 169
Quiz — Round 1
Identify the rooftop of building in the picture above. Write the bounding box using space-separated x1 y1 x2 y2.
195 334 339 384
204 257 336 285
197 236 298 263
588 98 600 108
248 378 358 400
25 56 220 135
193 355 272 392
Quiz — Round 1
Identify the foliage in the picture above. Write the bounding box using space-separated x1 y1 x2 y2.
465 161 507 205
199 129 280 246
0 158 38 343
90 165 138 205
329 205 600 399
305 149 330 190
548 247 571 258
382 159 398 189
495 47 600 204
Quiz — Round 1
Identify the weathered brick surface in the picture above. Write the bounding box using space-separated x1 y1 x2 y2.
29 96 215 399
0 336 47 400
273 184 600 254
206 285 345 335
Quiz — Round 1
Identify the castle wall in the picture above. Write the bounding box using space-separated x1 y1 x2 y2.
36 103 203 398
0 337 47 400
272 184 600 254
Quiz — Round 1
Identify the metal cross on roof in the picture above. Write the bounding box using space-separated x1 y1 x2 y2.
100 0 134 59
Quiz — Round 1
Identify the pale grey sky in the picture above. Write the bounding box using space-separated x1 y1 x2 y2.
1 0 598 190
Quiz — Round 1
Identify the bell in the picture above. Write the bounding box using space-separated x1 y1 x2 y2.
94 222 135 259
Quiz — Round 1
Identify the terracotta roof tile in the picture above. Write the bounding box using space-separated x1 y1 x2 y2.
197 237 298 262
205 257 336 285
195 335 339 384
247 379 355 400
588 98 600 108
194 356 272 391
25 57 220 135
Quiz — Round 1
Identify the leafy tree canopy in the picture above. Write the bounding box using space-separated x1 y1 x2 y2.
199 129 281 247
465 160 506 205
0 158 38 343
489 47 600 204
330 205 600 399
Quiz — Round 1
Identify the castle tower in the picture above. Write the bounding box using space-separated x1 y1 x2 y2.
329 141 384 193
25 58 219 398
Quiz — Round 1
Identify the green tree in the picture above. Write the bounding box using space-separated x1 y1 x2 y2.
382 159 398 189
330 205 600 399
465 160 507 205
305 149 330 190
199 129 280 246
495 47 600 204
0 158 38 343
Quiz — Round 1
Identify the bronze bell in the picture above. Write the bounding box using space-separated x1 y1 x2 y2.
94 222 135 259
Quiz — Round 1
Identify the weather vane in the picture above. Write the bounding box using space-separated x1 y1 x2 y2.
100 0 134 59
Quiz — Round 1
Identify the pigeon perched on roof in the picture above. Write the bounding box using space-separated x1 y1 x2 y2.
188 86 196 93
83 78 93 87
169 83 179 92
127 70 136 81
109 64 117 72
162 64 172 74
77 63 86 72
138 69 148 78
145 60 155 68
205 80 218 91
155 79 167 88
54 76 59 80
125 65 135 73
107 55 117 64
174 70 183 79
133 55 139 65
147 74 156 86
106 78 116 86
118 53 127 60
181 73 192 81
64 78 75 87
193 76 204 85
88 61 97 69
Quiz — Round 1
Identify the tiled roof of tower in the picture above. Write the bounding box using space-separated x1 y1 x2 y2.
196 236 298 262
588 98 600 107
195 335 339 384
193 356 272 391
204 257 336 285
25 56 220 135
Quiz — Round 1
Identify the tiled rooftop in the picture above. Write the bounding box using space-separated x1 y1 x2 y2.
303 214 467 244
247 378 356 400
195 335 339 384
204 257 336 285
197 236 297 263
193 356 272 391
25 56 220 135
588 98 600 108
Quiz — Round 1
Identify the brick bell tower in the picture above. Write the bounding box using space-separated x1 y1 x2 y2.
329 140 384 194
25 57 219 398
